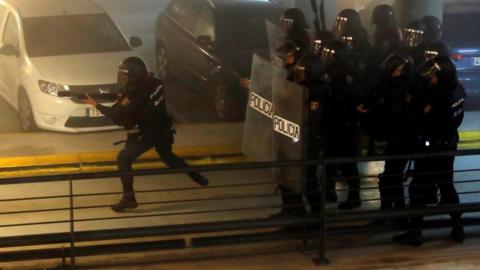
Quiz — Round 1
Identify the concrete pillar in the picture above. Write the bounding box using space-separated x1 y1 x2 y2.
394 0 444 27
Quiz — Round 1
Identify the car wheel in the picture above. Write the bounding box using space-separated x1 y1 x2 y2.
18 90 37 132
156 43 169 81
211 78 239 121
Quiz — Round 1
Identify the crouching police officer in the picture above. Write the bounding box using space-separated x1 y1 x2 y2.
82 57 209 212
372 53 419 210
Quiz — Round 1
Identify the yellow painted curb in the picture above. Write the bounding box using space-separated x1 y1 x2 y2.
0 155 248 179
460 130 480 141
0 144 242 169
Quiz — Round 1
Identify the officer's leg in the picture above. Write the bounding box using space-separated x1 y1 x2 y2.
113 135 155 212
305 141 322 214
326 164 338 202
436 155 464 242
338 161 362 210
279 185 306 216
154 135 209 187
393 158 429 246
383 158 409 209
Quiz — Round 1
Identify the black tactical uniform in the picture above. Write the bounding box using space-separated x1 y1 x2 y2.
372 54 419 210
322 41 362 210
335 9 371 92
369 5 402 89
394 56 466 246
293 54 331 214
94 57 209 212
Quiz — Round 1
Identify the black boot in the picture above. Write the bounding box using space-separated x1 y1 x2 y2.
327 192 338 203
111 195 138 213
393 230 423 247
338 198 362 210
190 173 209 187
451 223 465 243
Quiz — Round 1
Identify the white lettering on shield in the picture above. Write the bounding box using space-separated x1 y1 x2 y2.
273 115 300 142
249 92 274 118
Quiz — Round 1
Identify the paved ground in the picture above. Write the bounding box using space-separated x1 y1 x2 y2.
0 157 479 269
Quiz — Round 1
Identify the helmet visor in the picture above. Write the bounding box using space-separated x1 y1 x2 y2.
381 54 408 75
333 16 348 35
313 39 323 56
403 28 424 47
280 16 294 32
417 59 442 78
424 50 439 61
341 35 354 50
320 48 335 63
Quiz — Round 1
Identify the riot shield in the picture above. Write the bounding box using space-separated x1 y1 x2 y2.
266 20 287 68
242 54 276 161
272 77 308 193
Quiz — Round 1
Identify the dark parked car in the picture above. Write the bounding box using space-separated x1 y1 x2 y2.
444 7 480 110
155 0 284 120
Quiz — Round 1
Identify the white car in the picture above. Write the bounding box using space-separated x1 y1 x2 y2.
0 0 144 132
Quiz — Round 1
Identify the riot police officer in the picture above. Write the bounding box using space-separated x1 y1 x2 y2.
394 56 466 246
281 8 312 52
335 9 371 96
322 41 362 210
293 54 332 213
371 53 419 210
83 57 209 212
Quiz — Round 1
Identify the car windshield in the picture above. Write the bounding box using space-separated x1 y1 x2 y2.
23 14 131 57
215 9 281 51
444 12 480 48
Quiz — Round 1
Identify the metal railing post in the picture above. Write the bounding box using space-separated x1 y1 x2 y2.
314 159 329 265
68 176 76 269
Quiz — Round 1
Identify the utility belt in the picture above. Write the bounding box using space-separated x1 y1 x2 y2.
419 135 457 152
113 128 141 146
113 127 177 146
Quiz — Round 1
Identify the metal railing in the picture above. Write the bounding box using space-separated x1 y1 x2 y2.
1 149 480 268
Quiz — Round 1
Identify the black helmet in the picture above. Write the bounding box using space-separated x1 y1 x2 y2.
422 16 442 42
381 53 414 76
281 8 308 32
424 41 450 60
417 56 458 87
321 40 349 67
403 20 427 48
118 57 148 88
372 4 396 26
336 9 362 32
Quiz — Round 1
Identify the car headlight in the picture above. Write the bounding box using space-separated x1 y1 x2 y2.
38 80 70 96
